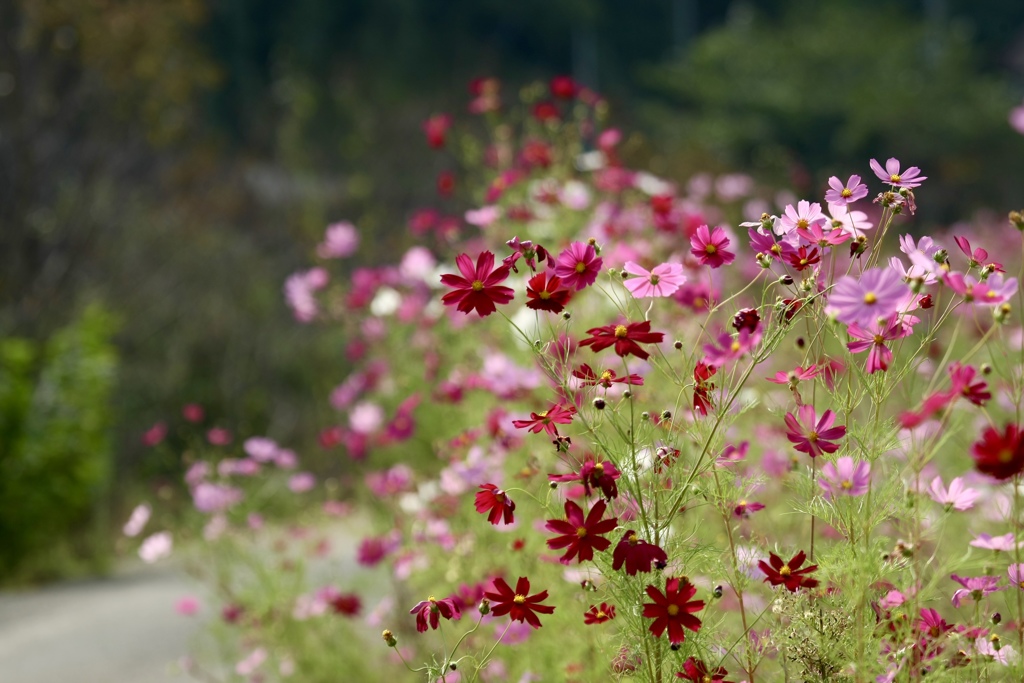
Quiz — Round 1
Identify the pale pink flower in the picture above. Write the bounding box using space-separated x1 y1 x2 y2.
349 401 385 434
139 531 173 563
870 157 927 189
243 436 279 462
465 206 501 227
235 648 267 676
317 221 359 258
824 175 868 206
970 533 1016 552
123 503 151 538
928 476 979 511
175 596 201 616
778 200 827 234
289 472 316 493
622 262 687 298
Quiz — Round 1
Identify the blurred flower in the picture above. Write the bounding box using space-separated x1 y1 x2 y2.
317 221 359 258
206 427 232 445
830 268 909 326
584 602 616 625
971 424 1024 480
123 503 151 538
288 473 316 493
422 113 452 149
139 531 172 563
927 476 979 511
142 422 167 447
175 596 200 616
818 457 871 498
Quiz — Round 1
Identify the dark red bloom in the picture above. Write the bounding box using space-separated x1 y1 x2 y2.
758 551 819 592
519 140 553 169
409 595 461 632
550 75 577 99
437 170 456 197
732 307 761 333
474 484 515 525
971 424 1024 480
676 657 731 682
440 251 514 317
612 530 668 575
512 402 576 436
642 577 705 644
484 576 555 629
650 194 675 217
526 272 572 313
949 362 991 406
571 363 644 389
545 499 618 564
693 362 717 416
580 320 665 360
584 602 616 624
422 114 452 149
548 454 621 499
533 101 560 122
733 499 765 519
784 245 821 272
329 593 361 616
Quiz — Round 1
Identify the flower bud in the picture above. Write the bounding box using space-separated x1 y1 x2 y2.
981 363 992 375
670 643 681 651
660 410 672 421
993 612 1002 625
756 252 773 269
995 303 1012 325
713 585 724 599
933 249 948 265
673 340 683 350
640 411 650 421
1009 210 1024 231
593 397 606 410
622 390 632 399
779 274 794 286
382 629 397 647
562 311 571 320
478 599 491 615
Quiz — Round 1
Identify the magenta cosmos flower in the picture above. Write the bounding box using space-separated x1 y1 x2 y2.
818 456 870 498
690 225 735 268
409 595 460 632
870 157 927 189
950 574 1002 607
440 251 514 317
845 313 912 374
702 327 760 367
784 405 846 459
623 261 687 298
554 241 603 291
824 175 868 206
829 268 909 326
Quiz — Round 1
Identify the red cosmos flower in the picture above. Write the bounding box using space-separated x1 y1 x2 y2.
580 320 665 360
784 405 846 459
676 657 732 682
971 424 1024 480
409 595 461 632
512 402 577 436
693 362 717 416
422 113 452 149
545 499 618 564
784 245 821 272
440 251 514 317
612 530 668 575
758 551 820 592
484 576 555 629
474 484 515 525
733 499 765 519
437 170 456 197
548 455 621 499
533 101 560 122
584 602 616 624
329 593 362 616
525 272 572 313
572 364 644 389
550 75 577 99
642 577 705 644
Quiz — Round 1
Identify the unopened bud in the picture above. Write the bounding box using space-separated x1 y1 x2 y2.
993 612 1002 625
756 252 773 269
995 303 1012 324
478 599 491 615
640 411 650 421
1009 210 1024 231
382 629 397 647
981 363 992 375
670 642 681 651
779 275 794 286
673 340 683 350
593 397 606 410
562 311 571 320
933 249 948 265
622 390 632 399
660 410 672 421
713 585 724 599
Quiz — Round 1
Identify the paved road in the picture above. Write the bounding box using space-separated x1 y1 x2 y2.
0 566 199 683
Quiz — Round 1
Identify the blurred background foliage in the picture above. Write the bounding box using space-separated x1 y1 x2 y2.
1 0 1023 581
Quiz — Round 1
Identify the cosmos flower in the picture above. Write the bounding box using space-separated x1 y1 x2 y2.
554 241 603 291
784 405 846 459
830 268 909 326
870 157 927 189
971 424 1024 480
759 551 819 592
525 272 572 313
824 175 868 206
612 530 668 575
409 596 460 632
440 251 514 317
580 321 665 360
484 577 555 629
642 577 705 644
623 261 687 298
583 602 616 625
545 499 618 564
690 225 735 268
927 476 980 511
818 457 871 498
475 484 516 525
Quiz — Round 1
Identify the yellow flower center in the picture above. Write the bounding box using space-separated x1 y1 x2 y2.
1000 448 1015 463
593 463 604 475
596 610 607 619
576 527 588 538
863 291 877 304
428 595 436 602
987 290 997 298
667 604 680 616
841 188 852 198
779 565 792 577
799 258 809 266
705 244 717 255
538 290 551 299
513 594 526 604
575 261 587 273
600 370 614 382
841 480 853 490
873 334 885 345
796 219 809 230
808 432 819 443
628 533 639 544
649 274 660 285
890 174 901 183
472 280 484 291
770 244 782 255
730 340 741 352
537 410 549 419
614 325 629 339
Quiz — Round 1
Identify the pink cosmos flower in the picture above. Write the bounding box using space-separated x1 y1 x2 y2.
779 200 828 234
289 472 316 493
284 267 329 322
690 225 735 268
846 314 912 374
818 457 870 498
554 241 603 291
767 365 821 386
142 421 167 447
702 327 761 367
977 272 1018 306
192 482 243 513
950 574 1002 607
970 533 1016 552
317 222 359 258
622 262 687 298
828 203 873 237
830 268 909 326
870 158 927 189
1008 564 1024 589
206 427 232 445
176 596 201 616
784 405 847 459
123 503 151 537
824 175 868 206
139 531 173 563
928 476 980 511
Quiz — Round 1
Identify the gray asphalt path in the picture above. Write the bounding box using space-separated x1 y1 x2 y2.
0 566 198 683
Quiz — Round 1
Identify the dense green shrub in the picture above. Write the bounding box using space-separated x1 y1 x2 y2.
0 304 118 582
